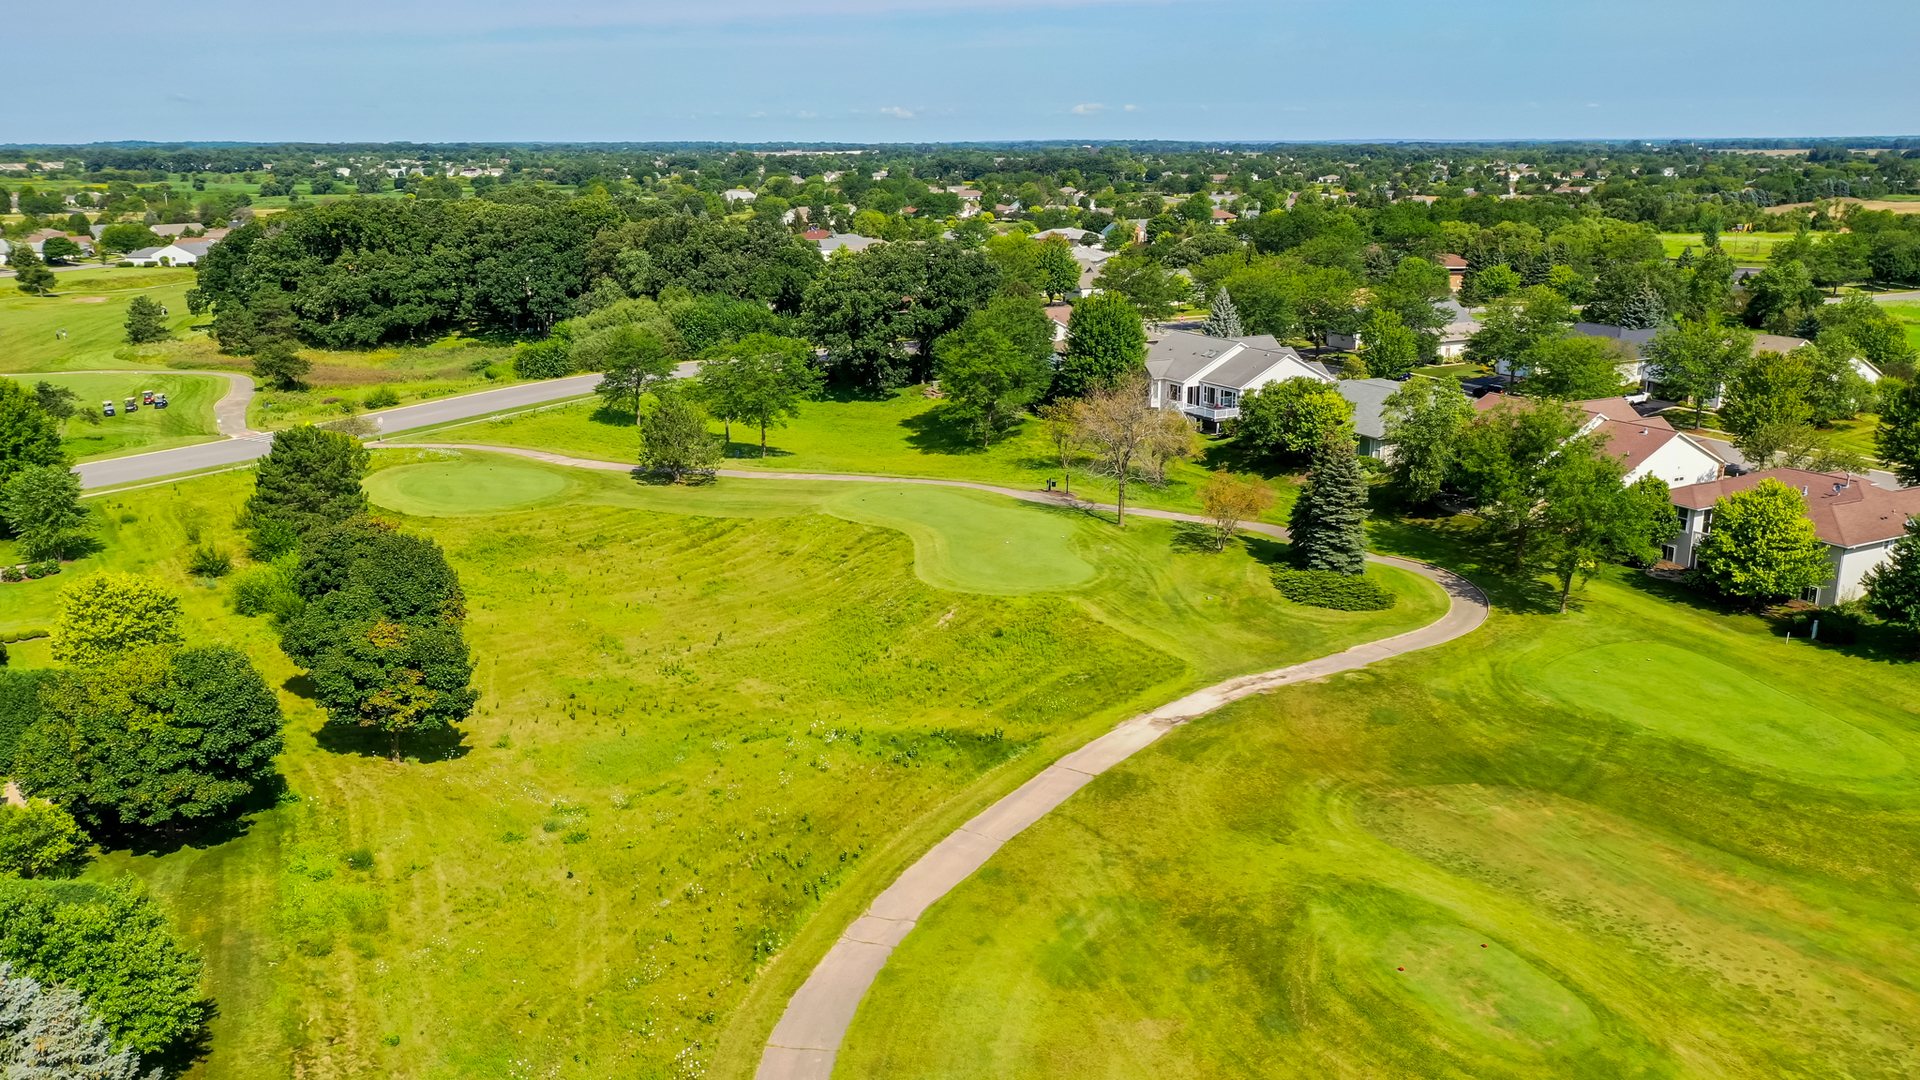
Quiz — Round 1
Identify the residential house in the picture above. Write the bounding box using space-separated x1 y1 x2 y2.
122 243 205 266
1147 330 1338 432
1338 378 1412 458
1043 304 1071 348
1436 253 1468 292
1473 394 1724 487
721 188 758 203
814 233 882 256
1667 469 1920 605
1436 299 1480 359
1211 207 1238 223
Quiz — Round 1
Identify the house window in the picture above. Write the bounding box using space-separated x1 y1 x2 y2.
1801 586 1822 604
1204 385 1217 406
1186 385 1198 406
1222 390 1238 408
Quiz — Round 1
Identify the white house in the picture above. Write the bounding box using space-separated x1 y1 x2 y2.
1147 331 1337 432
1436 299 1480 359
721 188 758 203
123 243 204 266
1473 394 1724 488
1667 469 1920 605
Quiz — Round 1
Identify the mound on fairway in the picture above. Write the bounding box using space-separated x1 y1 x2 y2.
1530 641 1904 780
364 458 575 515
825 485 1095 595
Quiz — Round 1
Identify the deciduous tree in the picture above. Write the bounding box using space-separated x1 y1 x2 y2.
1357 307 1420 379
1235 377 1353 459
1 465 90 561
1691 478 1831 605
250 338 310 390
1198 472 1274 551
1072 370 1158 527
591 325 676 421
5 246 55 296
0 800 88 879
0 380 69 490
48 573 181 666
1642 318 1751 428
638 386 722 483
935 305 1051 447
1057 291 1146 398
1381 377 1472 504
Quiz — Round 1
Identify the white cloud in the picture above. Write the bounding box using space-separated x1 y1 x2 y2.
1071 102 1105 114
880 106 915 118
1123 104 1138 111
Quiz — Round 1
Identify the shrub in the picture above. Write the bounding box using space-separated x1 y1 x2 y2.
21 563 46 580
2 567 21 583
1790 600 1870 644
514 338 574 379
1272 568 1397 610
227 563 305 621
0 799 89 878
364 385 401 409
186 545 233 578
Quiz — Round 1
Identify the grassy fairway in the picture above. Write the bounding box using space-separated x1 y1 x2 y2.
837 540 1920 1080
1657 233 1793 264
1885 302 1920 353
3 450 1440 1080
5 372 228 460
404 390 1293 520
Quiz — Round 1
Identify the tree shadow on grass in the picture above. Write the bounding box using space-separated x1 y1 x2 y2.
313 721 472 764
1367 511 1562 616
900 403 990 456
1169 521 1221 554
142 1007 216 1078
103 774 288 859
585 405 641 429
632 467 718 487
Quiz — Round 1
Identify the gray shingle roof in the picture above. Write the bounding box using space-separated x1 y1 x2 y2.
1146 331 1319 388
1337 378 1406 440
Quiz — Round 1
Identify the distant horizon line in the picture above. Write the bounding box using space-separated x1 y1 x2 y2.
3 135 1918 153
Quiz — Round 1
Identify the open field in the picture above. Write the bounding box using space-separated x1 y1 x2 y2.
404 390 1299 521
837 522 1920 1080
6 449 1441 1080
0 267 522 408
1657 233 1791 263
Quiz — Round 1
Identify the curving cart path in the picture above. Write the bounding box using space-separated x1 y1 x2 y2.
381 443 1493 1080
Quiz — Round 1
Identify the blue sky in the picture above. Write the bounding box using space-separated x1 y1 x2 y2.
24 0 1918 144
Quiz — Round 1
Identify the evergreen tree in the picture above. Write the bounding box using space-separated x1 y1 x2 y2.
1201 287 1243 338
121 297 167 345
1287 435 1370 574
1876 377 1920 487
1056 291 1146 398
249 338 310 390
5 247 55 297
1616 279 1666 330
0 964 151 1080
1865 516 1920 633
245 426 370 546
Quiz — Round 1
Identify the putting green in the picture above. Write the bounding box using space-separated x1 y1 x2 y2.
1531 642 1904 780
824 485 1095 595
365 459 572 515
1370 921 1600 1057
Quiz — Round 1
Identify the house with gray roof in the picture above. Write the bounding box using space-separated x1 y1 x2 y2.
1336 378 1411 458
1147 330 1336 432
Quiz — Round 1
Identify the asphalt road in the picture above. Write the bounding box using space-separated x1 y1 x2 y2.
76 373 607 489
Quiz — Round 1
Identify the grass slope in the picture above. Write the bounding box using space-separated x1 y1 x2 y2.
2 450 1440 1080
401 390 1296 521
837 529 1920 1080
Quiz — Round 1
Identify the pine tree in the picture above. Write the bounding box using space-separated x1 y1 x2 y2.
0 963 150 1079
1201 287 1243 338
1866 517 1920 632
6 247 56 296
1616 280 1666 330
122 296 168 344
1287 435 1370 574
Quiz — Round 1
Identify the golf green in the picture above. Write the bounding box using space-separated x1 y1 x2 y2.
364 459 572 515
1530 642 1904 780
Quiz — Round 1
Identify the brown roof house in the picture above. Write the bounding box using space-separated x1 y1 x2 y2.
1667 469 1920 605
1473 395 1724 488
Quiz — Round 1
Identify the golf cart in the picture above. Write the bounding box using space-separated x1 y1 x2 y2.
124 397 138 413
102 400 115 417
154 393 169 409
141 390 156 405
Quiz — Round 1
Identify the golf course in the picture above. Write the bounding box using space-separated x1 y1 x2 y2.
15 449 1452 1080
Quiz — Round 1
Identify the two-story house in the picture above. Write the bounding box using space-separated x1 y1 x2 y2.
1667 469 1920 605
1147 331 1337 432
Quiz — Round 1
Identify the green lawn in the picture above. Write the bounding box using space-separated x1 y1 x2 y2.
1658 233 1792 264
1884 302 1920 353
5 372 228 461
401 390 1299 522
7 449 1441 1080
836 523 1920 1080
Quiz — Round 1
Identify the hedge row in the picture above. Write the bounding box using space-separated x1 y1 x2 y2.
1272 568 1397 611
0 562 61 584
0 629 49 643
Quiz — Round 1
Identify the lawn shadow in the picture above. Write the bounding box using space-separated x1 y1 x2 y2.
900 403 987 456
141 1004 216 1078
817 381 898 404
585 405 640 429
1368 511 1562 615
107 774 288 859
1169 521 1221 554
632 467 718 487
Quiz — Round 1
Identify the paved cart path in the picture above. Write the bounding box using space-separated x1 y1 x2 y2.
378 442 1493 1080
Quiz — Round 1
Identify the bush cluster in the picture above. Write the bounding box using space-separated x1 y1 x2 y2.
1272 568 1397 610
1 562 61 583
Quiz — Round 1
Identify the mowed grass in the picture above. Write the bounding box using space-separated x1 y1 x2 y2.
410 390 1296 521
3 449 1442 1080
1884 302 1920 353
3 372 228 460
1658 233 1794 264
838 540 1920 1080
